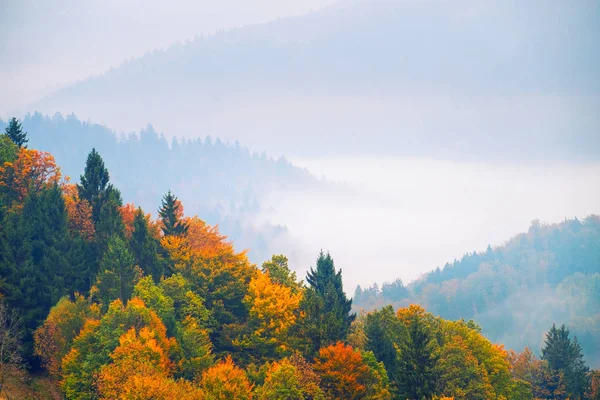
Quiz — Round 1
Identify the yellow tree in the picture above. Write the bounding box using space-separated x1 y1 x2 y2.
239 271 302 359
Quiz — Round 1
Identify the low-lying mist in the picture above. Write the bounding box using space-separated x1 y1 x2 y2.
257 156 600 290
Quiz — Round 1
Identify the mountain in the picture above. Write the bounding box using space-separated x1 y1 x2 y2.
0 113 324 263
354 216 600 368
30 0 600 160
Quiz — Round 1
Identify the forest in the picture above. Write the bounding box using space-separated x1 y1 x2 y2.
0 113 324 264
353 215 600 370
0 119 599 399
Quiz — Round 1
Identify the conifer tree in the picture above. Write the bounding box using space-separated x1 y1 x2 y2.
96 236 138 306
158 190 188 236
130 207 162 281
300 251 355 355
4 118 28 148
77 148 110 223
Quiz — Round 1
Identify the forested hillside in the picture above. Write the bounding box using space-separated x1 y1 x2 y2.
354 217 600 369
1 121 599 399
0 113 321 263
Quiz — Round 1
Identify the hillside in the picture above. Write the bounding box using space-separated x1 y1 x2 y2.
354 216 600 368
30 0 600 160
1 132 598 399
0 113 323 263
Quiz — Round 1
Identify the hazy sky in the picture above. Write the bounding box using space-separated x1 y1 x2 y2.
0 0 337 114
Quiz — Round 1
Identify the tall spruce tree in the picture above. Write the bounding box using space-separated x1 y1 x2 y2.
4 118 28 148
95 236 138 306
300 251 355 355
158 190 188 236
542 324 590 399
77 148 110 224
130 207 162 281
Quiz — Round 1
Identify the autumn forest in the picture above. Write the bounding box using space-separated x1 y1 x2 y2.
0 119 599 400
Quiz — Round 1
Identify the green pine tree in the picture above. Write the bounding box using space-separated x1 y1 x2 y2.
300 251 355 355
130 207 162 281
396 311 439 400
95 236 138 306
77 148 110 224
158 190 188 236
4 118 28 148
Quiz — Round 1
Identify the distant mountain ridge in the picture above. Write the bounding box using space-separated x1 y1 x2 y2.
31 0 600 160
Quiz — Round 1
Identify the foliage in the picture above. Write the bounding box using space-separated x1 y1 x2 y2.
300 251 355 355
4 117 28 148
200 356 253 400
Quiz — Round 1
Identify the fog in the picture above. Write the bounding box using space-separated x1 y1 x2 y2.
259 157 600 290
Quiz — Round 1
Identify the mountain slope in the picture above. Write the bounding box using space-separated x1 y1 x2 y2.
354 216 600 368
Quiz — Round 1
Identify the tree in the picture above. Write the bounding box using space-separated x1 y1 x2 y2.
313 342 388 400
34 295 100 377
200 356 253 400
261 255 300 293
95 236 140 306
395 305 439 400
300 251 355 355
77 148 109 224
436 335 495 400
542 324 590 399
158 191 188 236
61 298 172 400
130 207 162 281
0 302 23 397
255 359 314 400
363 305 405 391
4 118 28 148
0 134 18 166
238 271 303 360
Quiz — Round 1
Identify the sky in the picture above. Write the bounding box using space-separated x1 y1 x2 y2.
0 0 337 114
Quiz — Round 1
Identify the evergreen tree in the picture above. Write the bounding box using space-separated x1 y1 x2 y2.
130 207 162 281
4 118 28 148
300 251 355 355
95 236 138 306
0 185 86 359
77 148 110 223
396 310 439 400
542 324 590 399
158 190 188 236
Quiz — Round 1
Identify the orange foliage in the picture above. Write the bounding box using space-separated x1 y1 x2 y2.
0 148 61 207
313 342 371 400
396 304 428 325
200 356 253 400
120 203 138 238
97 327 174 398
62 183 95 240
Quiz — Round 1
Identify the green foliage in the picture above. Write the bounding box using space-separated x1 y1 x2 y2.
130 207 162 280
95 236 139 306
77 148 109 224
158 190 189 236
4 118 28 148
261 254 300 292
300 251 355 355
542 324 590 399
0 134 18 165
